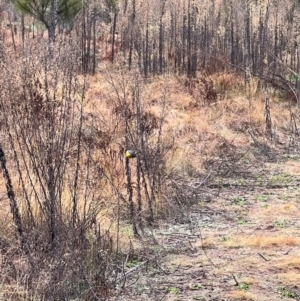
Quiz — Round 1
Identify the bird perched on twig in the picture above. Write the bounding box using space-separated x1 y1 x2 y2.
125 150 137 159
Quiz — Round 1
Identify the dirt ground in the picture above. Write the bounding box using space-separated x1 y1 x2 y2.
109 151 300 301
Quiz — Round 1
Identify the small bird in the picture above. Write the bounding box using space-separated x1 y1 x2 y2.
125 150 137 159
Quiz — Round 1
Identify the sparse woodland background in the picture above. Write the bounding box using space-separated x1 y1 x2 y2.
0 0 300 300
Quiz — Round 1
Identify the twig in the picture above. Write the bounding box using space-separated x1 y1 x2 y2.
191 168 212 189
118 253 130 288
285 247 294 255
116 260 148 282
232 274 239 286
158 291 169 301
247 128 260 147
258 252 269 261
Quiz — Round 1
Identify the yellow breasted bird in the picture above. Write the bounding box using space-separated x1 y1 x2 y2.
125 150 136 159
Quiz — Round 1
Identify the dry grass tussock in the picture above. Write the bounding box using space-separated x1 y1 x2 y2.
223 235 300 248
274 257 300 270
278 272 300 286
229 290 256 300
261 202 300 217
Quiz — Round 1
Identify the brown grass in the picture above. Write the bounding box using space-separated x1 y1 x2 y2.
278 272 300 286
229 290 256 300
224 235 300 248
274 257 300 270
281 160 300 176
239 277 258 285
80 70 293 178
262 203 300 217
211 72 246 96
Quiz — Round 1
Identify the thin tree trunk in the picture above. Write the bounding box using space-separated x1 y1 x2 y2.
144 21 149 77
92 9 96 75
159 18 164 73
21 13 25 49
244 0 251 87
187 0 192 77
0 144 24 245
128 0 136 70
111 11 118 62
8 15 16 52
49 0 59 43
125 157 139 236
230 8 235 68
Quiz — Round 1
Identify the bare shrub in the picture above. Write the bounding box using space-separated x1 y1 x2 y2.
0 40 124 300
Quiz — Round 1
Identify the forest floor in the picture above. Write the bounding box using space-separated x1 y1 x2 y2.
109 148 300 301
